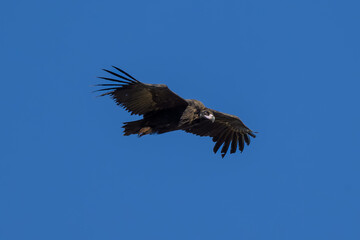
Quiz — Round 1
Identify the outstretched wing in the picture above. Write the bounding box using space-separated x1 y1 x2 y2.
95 66 188 115
185 110 256 158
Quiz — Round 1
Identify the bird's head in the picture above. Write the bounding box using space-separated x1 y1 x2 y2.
200 109 215 123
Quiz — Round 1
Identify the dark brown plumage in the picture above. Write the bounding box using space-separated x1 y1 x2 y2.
96 66 256 158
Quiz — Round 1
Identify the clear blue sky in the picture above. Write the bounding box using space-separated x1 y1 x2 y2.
1 0 359 239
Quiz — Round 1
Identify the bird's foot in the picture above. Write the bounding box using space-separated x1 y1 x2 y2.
138 127 152 137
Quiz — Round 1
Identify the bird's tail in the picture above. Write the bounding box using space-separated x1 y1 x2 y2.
122 120 153 136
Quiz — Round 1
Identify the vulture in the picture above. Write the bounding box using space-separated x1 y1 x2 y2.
96 66 256 158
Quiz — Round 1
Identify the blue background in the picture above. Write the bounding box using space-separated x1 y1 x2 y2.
1 0 359 239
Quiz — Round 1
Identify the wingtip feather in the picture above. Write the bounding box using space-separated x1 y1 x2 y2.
102 68 137 84
111 66 139 82
248 132 256 138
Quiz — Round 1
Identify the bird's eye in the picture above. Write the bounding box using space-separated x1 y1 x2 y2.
203 111 209 115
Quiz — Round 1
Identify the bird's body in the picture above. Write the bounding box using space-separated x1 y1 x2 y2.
96 66 256 158
123 99 211 135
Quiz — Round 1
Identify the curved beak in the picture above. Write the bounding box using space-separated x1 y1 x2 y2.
206 114 215 123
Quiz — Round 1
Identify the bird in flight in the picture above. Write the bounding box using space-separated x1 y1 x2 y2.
96 66 256 158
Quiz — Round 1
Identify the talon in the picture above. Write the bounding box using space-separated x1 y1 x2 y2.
138 127 152 136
